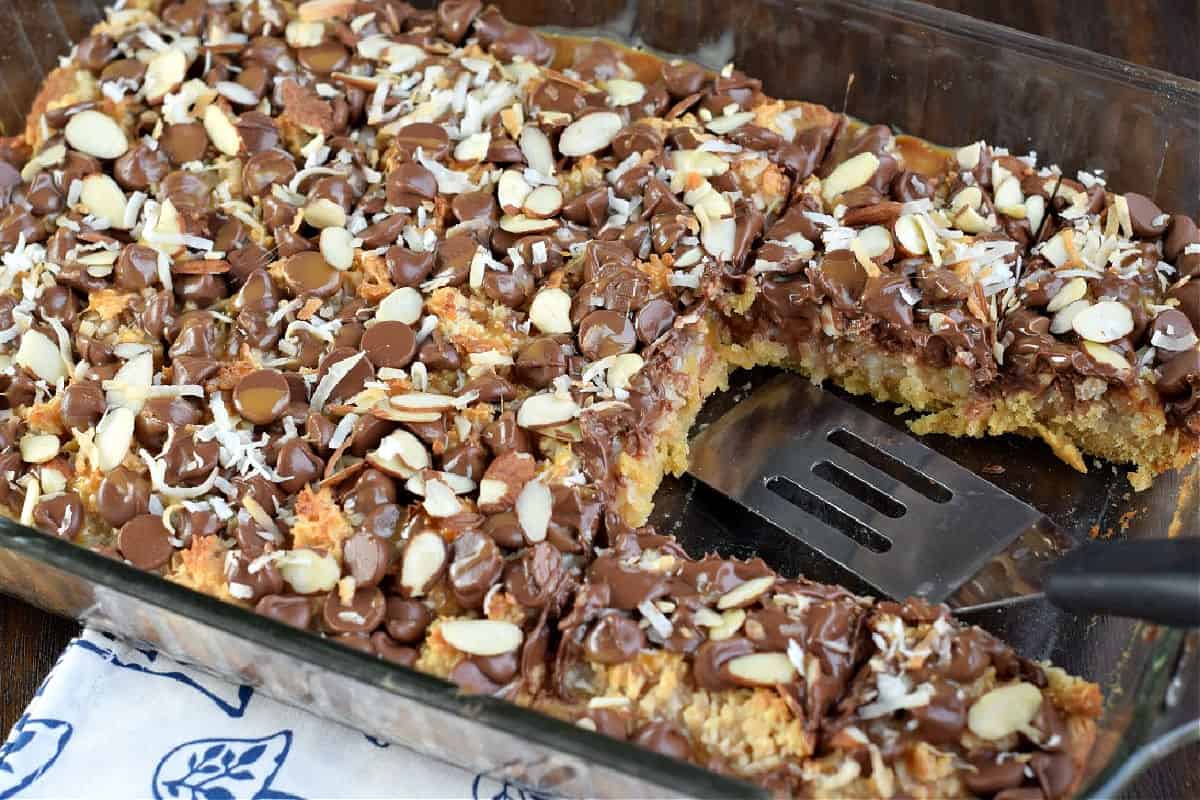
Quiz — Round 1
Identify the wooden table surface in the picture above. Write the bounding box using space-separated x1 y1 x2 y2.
2 1 1198 797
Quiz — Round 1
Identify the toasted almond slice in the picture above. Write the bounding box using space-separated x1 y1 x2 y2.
105 351 155 414
319 226 356 270
1046 276 1087 313
515 479 551 543
522 185 563 219
1082 340 1132 371
994 176 1024 211
423 478 462 517
278 548 341 594
893 214 927 256
19 434 60 464
376 287 423 325
440 619 523 656
400 531 446 597
64 110 128 160
1050 299 1090 335
94 407 135 471
285 20 325 48
145 48 188 103
727 652 796 686
955 141 983 170
1025 194 1046 232
499 214 557 233
559 112 623 157
603 79 645 106
1041 231 1071 268
519 125 556 176
706 110 756 134
950 186 983 213
203 104 242 156
967 682 1042 740
80 174 129 229
821 152 879 204
298 0 356 21
304 197 347 229
708 608 747 641
606 353 644 391
497 169 533 214
1072 300 1133 343
528 288 573 334
15 329 67 383
954 205 992 234
384 43 426 72
390 392 457 412
855 225 894 260
454 131 491 163
368 428 429 477
717 575 775 609
517 392 581 428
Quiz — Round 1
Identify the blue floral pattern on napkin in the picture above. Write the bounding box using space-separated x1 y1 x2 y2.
152 732 301 800
0 716 73 799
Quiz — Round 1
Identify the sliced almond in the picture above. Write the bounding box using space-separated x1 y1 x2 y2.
377 287 424 325
1041 231 1071 268
559 111 623 157
15 329 67 383
80 174 129 229
94 407 135 471
63 110 128 160
820 152 880 204
278 548 341 594
606 353 644 392
515 479 552 543
522 185 563 219
954 205 992 234
319 226 356 270
1025 195 1046 233
19 434 60 465
603 78 645 107
993 176 1024 213
966 682 1042 740
285 20 325 48
854 225 894 261
367 429 429 478
1082 340 1132 371
1045 276 1087 313
304 197 347 229
706 110 756 135
497 169 533 214
955 141 983 170
717 575 775 610
1072 300 1133 343
1049 299 1089 335
383 43 426 72
519 125 555 176
727 652 796 686
400 530 446 597
670 149 729 192
517 392 581 428
203 104 242 156
106 351 155 414
707 608 746 641
144 48 188 103
453 131 491 163
423 478 462 517
499 214 557 234
893 214 927 256
389 392 457 413
298 0 356 21
950 186 983 213
528 287 573 334
439 618 523 656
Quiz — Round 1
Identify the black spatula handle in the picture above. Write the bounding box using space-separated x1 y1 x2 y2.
1046 539 1200 627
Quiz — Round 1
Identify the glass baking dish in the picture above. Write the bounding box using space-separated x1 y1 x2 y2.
1 1 1197 797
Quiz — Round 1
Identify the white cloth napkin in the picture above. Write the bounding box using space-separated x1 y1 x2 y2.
0 628 539 800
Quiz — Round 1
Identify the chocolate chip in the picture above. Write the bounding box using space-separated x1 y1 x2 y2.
232 370 290 427
437 0 483 44
483 511 525 549
577 309 637 360
346 468 397 514
391 122 450 162
58 381 105 431
372 632 417 666
160 122 208 165
448 530 503 609
515 337 568 388
384 597 432 643
584 613 646 664
344 531 392 587
386 162 438 209
1124 193 1168 238
386 246 435 287
115 244 161 290
282 250 341 298
255 594 313 629
322 585 386 634
163 431 220 486
242 148 297 197
1157 348 1200 398
504 541 563 608
118 514 174 570
32 491 84 540
361 320 417 369
275 439 324 493
362 502 404 539
662 61 706 97
631 721 692 761
1165 215 1200 262
97 466 151 528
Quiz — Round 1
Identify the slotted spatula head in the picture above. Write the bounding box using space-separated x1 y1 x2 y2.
687 374 1070 609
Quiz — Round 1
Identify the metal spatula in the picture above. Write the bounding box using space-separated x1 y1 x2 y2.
687 373 1200 627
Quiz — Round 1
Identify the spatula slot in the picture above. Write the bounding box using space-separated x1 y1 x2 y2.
812 460 906 518
765 475 892 553
827 428 952 503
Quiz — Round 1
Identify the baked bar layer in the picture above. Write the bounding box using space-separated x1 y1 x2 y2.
7 0 1198 796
